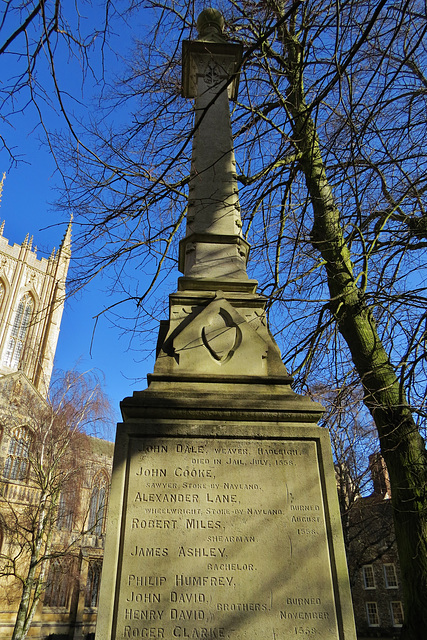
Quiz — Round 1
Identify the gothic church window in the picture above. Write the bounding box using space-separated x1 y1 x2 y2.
3 426 31 481
57 492 74 531
88 472 108 535
85 559 102 608
43 558 75 608
0 280 5 309
3 293 34 369
0 516 4 554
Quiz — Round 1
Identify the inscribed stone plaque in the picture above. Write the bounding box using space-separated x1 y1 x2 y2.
115 436 341 639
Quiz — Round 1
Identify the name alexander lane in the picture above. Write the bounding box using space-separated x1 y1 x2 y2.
134 493 238 504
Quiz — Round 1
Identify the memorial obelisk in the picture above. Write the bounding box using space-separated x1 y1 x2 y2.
96 9 356 640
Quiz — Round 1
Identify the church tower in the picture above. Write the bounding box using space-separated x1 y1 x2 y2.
0 217 71 396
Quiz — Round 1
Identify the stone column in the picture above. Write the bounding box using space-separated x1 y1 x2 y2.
179 9 254 290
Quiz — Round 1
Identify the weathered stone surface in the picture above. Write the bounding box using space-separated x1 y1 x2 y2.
179 19 246 288
96 419 356 640
153 293 287 379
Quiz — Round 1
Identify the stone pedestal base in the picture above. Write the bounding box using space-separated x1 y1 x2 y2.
96 389 356 640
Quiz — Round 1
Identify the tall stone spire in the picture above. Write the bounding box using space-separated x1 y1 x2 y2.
57 215 72 261
179 8 256 292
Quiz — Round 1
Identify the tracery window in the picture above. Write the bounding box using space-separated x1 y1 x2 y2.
44 558 75 608
3 426 31 481
0 516 4 554
88 472 108 535
57 492 74 531
85 559 102 608
3 293 34 369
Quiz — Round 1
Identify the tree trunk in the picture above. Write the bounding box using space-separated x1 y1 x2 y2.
21 561 48 639
11 495 50 640
11 560 37 640
281 21 427 639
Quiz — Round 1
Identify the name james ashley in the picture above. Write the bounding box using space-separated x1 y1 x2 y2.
130 547 169 557
129 547 226 557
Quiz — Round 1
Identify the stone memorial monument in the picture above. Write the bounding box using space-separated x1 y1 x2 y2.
96 9 356 640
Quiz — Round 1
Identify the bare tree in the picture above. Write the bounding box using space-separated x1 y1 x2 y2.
0 0 135 167
311 384 376 534
3 0 427 636
50 3 427 636
0 369 112 640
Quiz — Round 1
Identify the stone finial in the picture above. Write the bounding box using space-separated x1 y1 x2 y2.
196 8 226 43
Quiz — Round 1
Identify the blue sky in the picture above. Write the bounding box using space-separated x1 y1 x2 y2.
0 12 160 434
0 133 155 435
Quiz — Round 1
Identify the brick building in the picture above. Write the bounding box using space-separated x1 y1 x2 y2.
346 455 403 638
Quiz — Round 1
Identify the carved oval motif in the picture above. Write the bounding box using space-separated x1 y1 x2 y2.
201 310 241 363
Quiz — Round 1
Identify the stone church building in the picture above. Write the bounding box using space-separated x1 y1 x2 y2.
0 219 70 395
0 219 113 640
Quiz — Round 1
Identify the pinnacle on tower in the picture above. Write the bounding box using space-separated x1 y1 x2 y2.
57 215 73 260
0 173 5 207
